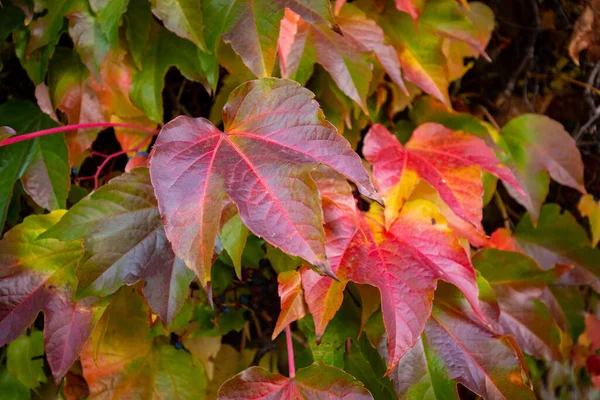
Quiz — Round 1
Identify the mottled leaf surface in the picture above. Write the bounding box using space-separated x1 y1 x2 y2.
150 78 378 286
41 168 193 324
81 288 206 399
0 211 103 380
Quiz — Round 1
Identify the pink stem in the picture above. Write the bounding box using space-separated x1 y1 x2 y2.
0 122 158 147
285 325 296 379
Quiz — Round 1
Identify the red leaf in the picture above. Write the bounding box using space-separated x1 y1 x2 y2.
299 170 483 371
150 78 378 286
364 123 524 231
0 211 103 381
217 362 373 399
43 295 101 381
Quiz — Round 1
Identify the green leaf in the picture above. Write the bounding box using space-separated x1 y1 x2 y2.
124 0 151 69
7 332 47 390
0 100 69 232
512 204 600 290
0 369 30 400
220 213 249 279
130 22 209 122
0 2 25 40
14 26 61 85
266 244 301 273
89 0 130 48
344 337 396 399
25 0 69 55
151 0 207 51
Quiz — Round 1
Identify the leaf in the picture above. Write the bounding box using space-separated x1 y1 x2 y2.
47 49 106 166
89 0 130 48
130 21 209 122
490 204 600 291
0 100 69 232
336 4 408 93
26 0 70 55
220 213 249 279
14 25 61 85
390 291 535 400
0 211 104 381
217 361 373 399
498 114 585 222
273 269 307 339
266 244 301 273
7 331 46 390
375 4 449 105
278 9 373 112
41 168 193 325
363 123 523 231
579 194 600 247
473 249 568 361
124 0 151 69
81 288 207 399
0 369 30 400
182 335 222 380
0 1 24 40
149 78 378 286
66 1 111 78
221 0 285 78
444 2 495 81
150 0 207 50
300 169 483 371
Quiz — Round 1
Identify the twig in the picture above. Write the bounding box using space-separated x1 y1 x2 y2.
494 192 511 229
575 104 600 142
285 325 296 378
0 122 158 147
500 0 541 103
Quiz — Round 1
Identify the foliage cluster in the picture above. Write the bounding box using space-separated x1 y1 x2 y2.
0 0 599 399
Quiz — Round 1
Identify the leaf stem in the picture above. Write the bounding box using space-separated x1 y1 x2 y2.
0 122 158 147
285 325 295 379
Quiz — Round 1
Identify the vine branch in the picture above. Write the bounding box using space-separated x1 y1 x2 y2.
0 122 158 147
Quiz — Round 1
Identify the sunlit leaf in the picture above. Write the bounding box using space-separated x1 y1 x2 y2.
150 78 378 286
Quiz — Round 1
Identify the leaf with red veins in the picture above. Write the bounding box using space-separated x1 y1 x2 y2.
150 78 379 286
43 294 105 381
364 123 525 230
217 362 373 400
336 4 408 94
391 291 535 400
273 269 307 339
300 191 483 371
0 211 106 381
40 168 193 325
365 200 484 372
277 10 373 112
